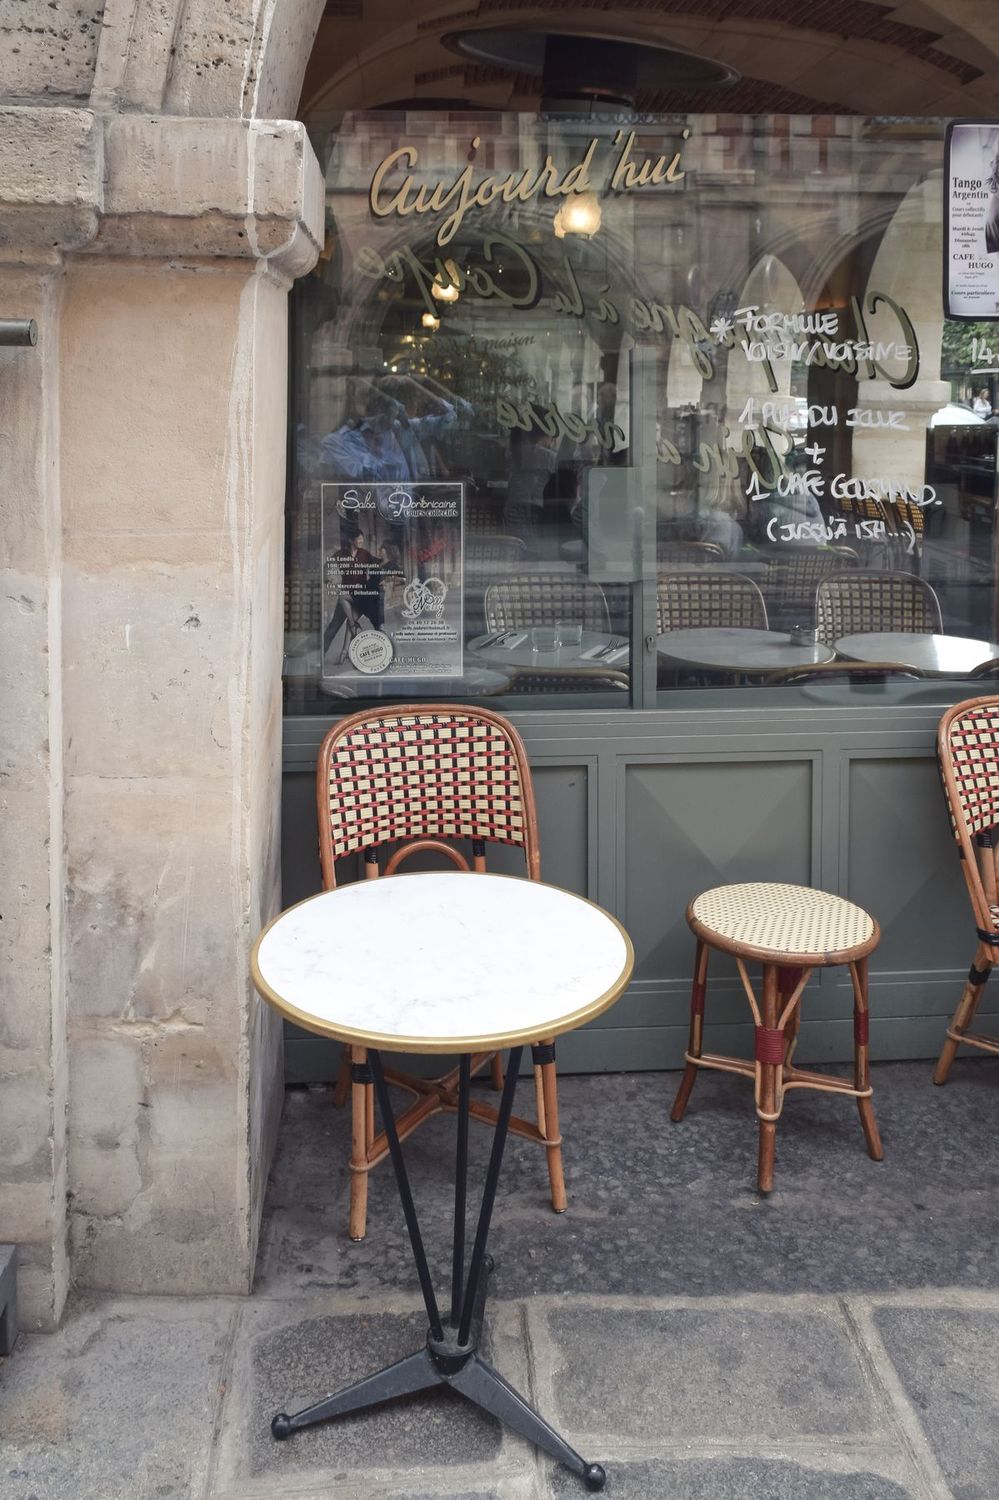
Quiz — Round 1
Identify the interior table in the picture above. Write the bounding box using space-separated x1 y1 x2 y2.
318 666 514 699
834 631 999 676
251 870 634 1491
657 626 835 674
467 628 629 675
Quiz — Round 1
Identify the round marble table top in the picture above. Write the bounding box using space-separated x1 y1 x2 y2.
657 627 835 672
834 632 999 676
467 630 629 674
251 872 634 1053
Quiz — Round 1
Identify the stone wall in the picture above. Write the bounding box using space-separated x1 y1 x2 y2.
0 106 323 1328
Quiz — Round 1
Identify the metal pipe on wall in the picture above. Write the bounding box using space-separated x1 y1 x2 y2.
0 320 37 347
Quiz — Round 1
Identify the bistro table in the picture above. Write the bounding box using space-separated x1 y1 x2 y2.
467 628 629 675
251 871 634 1491
657 626 835 675
834 631 999 676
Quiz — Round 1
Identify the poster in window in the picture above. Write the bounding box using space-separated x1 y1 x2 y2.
945 120 999 320
320 481 463 682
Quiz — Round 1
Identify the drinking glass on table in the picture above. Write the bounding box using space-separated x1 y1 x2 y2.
531 626 559 652
557 622 582 651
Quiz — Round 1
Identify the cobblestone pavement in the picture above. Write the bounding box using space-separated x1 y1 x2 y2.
3 1061 999 1499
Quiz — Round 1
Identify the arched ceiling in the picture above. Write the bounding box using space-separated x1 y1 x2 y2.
301 0 999 118
4 0 999 121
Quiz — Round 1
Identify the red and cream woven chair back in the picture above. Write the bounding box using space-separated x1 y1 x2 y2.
484 573 610 633
933 696 999 1083
317 704 540 887
938 696 999 937
814 571 941 646
656 571 768 633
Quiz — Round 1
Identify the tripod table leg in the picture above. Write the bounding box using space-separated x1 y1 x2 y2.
272 1349 440 1438
450 1354 605 1491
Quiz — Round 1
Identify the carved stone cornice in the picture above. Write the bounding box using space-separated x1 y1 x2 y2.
0 109 324 282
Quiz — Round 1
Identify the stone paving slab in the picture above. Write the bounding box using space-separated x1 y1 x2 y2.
874 1303 999 1500
211 1297 536 1497
548 1457 920 1498
0 1295 234 1500
258 1063 999 1302
535 1299 885 1444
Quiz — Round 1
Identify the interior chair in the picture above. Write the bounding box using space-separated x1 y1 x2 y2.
934 696 999 1083
467 535 529 571
763 546 859 632
769 662 923 686
657 539 726 566
970 658 999 680
317 704 568 1239
484 571 610 633
656 570 769 632
814 571 942 646
483 572 620 694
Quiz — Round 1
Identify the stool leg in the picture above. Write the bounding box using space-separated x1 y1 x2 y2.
538 1044 567 1214
934 945 991 1085
671 941 708 1123
349 1045 369 1241
491 1052 504 1091
851 957 884 1161
757 965 779 1194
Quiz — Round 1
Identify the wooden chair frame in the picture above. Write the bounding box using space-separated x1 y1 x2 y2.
317 703 567 1239
671 900 883 1192
934 695 999 1082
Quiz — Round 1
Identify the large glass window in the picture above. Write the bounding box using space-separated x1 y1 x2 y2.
284 112 998 713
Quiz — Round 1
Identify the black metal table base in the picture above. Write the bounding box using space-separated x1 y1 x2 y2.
271 1047 606 1492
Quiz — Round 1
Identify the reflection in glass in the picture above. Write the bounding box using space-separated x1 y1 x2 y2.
285 113 999 713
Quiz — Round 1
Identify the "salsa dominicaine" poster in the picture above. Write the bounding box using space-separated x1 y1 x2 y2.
945 120 999 320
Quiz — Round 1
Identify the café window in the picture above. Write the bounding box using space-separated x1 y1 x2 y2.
284 113 999 712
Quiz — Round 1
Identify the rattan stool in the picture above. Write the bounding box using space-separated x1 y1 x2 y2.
670 882 884 1192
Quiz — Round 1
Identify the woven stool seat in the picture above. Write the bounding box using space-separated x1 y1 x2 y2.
689 882 876 963
673 881 883 1192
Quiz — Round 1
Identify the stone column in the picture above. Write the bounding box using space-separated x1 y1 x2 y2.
0 108 102 1331
0 109 323 1326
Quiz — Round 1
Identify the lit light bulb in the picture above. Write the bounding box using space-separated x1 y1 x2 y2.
554 192 602 238
431 259 461 302
421 312 440 331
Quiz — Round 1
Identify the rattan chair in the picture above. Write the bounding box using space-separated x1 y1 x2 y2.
505 668 629 693
814 571 942 647
763 546 859 630
318 705 567 1239
484 572 610 633
657 539 725 566
769 662 923 686
970 658 999 680
656 570 768 633
285 574 322 634
467 535 529 571
934 696 999 1083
